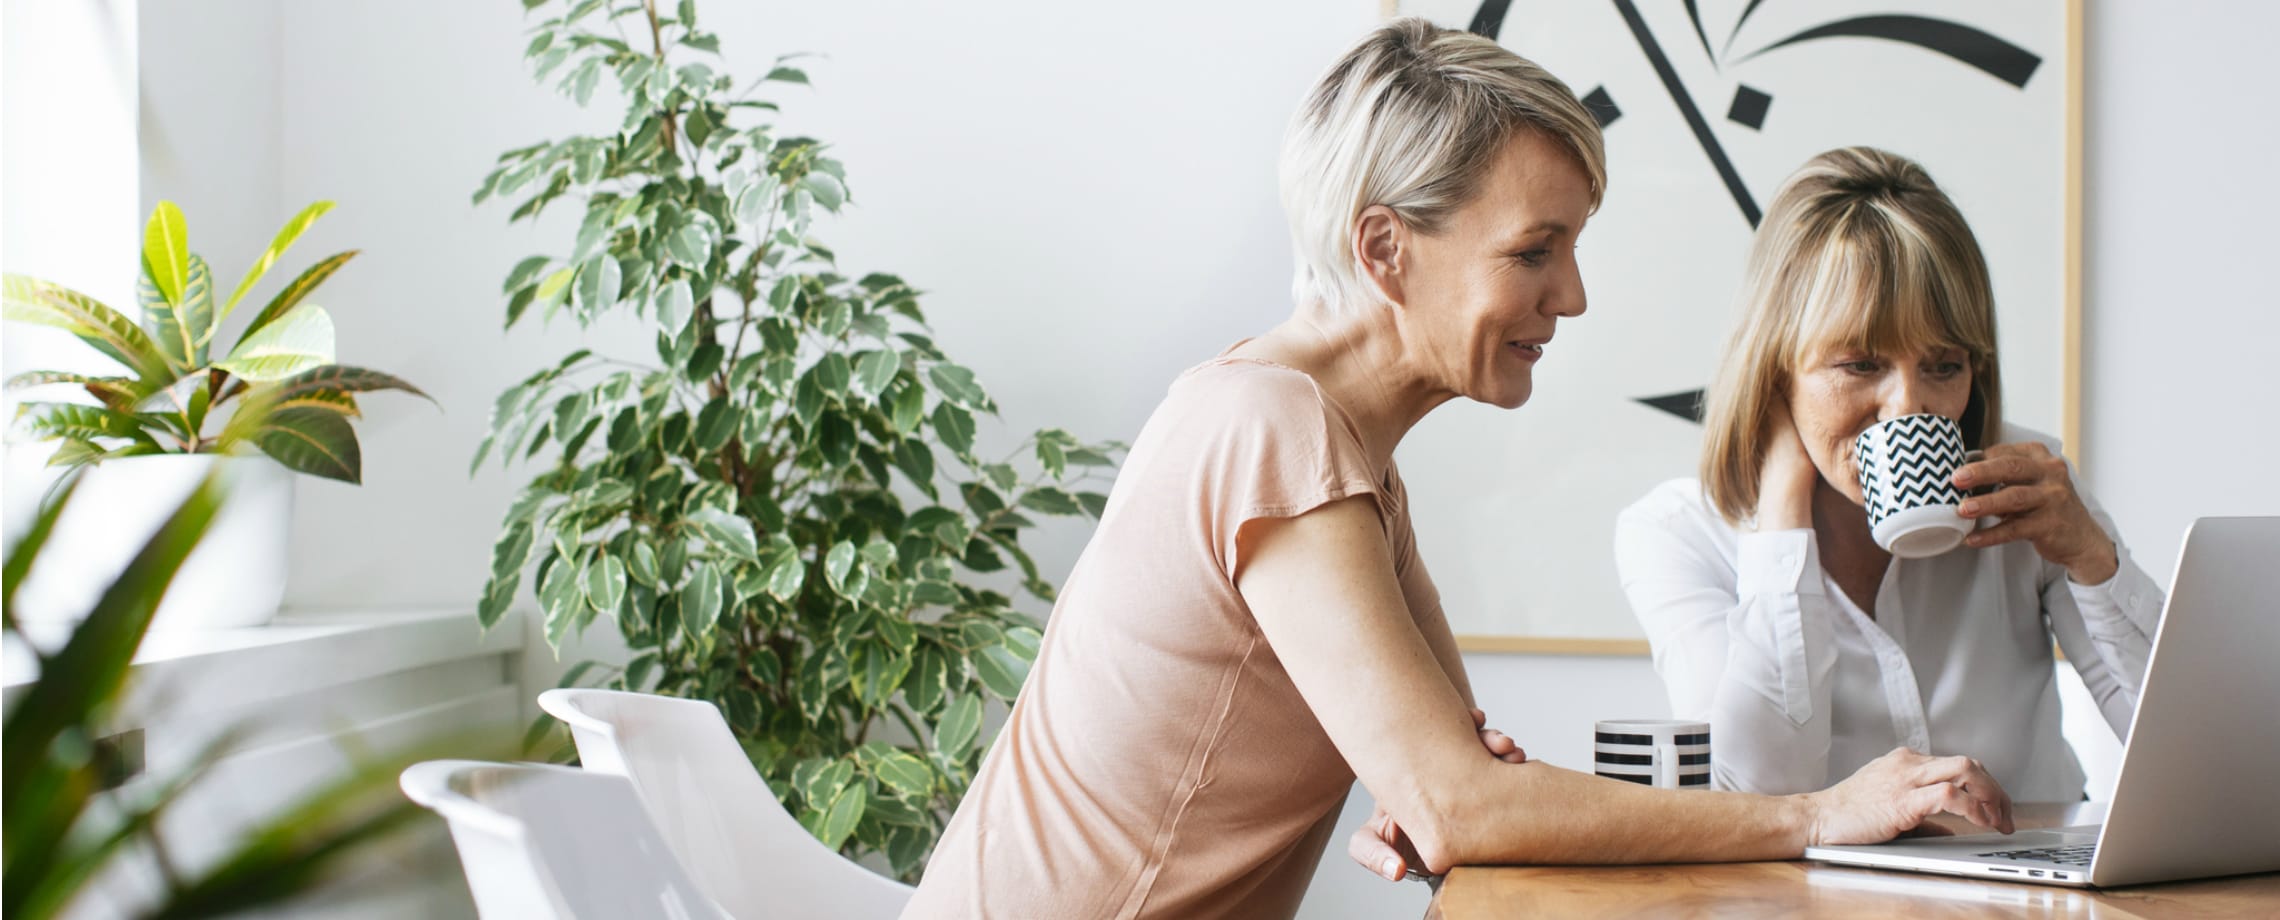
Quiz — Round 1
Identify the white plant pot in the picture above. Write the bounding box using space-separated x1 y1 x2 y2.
12 454 293 630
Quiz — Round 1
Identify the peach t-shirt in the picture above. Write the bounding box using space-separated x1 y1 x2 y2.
903 357 1441 919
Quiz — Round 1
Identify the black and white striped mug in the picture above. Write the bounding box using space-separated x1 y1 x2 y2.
1854 413 1979 558
1594 719 1710 789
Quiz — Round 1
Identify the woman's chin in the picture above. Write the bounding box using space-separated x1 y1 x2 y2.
1475 371 1534 409
1483 386 1532 410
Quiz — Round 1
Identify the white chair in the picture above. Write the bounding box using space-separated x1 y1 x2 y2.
400 759 729 920
537 688 914 920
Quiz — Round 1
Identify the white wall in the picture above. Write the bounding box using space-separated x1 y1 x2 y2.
138 0 285 332
264 0 1381 619
2080 1 2280 577
0 0 140 538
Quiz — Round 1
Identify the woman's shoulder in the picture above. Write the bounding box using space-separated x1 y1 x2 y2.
1616 478 1744 560
1173 355 1323 397
1620 477 1723 527
1161 357 1350 430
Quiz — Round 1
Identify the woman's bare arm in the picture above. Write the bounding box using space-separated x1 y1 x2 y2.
1237 496 2012 872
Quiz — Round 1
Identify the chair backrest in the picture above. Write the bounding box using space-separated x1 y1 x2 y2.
538 688 914 920
400 759 728 920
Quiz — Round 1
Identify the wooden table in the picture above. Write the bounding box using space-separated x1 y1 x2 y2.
1426 803 2280 919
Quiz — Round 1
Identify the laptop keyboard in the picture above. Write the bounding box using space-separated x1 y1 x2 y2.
1977 844 2096 867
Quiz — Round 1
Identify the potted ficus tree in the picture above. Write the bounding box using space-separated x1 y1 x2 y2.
475 0 1121 880
3 200 426 629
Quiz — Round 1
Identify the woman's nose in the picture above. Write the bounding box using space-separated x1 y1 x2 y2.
1880 372 1937 420
1546 263 1586 318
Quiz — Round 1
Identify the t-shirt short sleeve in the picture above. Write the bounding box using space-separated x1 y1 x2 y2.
1155 360 1395 580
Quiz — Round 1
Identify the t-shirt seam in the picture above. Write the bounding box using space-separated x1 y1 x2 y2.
1117 633 1262 919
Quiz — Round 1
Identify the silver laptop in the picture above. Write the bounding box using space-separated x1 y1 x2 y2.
1806 516 2280 888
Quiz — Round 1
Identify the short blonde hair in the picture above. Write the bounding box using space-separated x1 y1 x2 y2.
1700 147 2004 523
1279 18 1606 313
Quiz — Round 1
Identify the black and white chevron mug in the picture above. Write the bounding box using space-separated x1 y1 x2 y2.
1854 413 1978 557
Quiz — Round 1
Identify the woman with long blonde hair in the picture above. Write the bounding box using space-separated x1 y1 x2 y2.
1616 147 2163 803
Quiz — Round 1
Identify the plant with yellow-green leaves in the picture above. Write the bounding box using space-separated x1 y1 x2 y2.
4 201 427 483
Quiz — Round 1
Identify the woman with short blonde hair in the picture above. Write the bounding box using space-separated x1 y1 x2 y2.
910 27 2012 918
1279 19 1607 314
1618 147 2165 803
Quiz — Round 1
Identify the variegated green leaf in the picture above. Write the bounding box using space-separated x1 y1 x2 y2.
764 551 806 600
251 364 429 407
47 438 106 468
223 200 335 321
147 255 214 371
935 692 982 757
142 200 190 307
134 373 209 417
83 379 150 415
216 305 336 381
974 644 1030 699
871 750 933 796
3 274 174 383
237 250 357 347
6 371 130 390
224 387 368 452
534 266 575 309
16 402 146 442
251 405 361 483
816 782 867 851
540 560 580 648
680 562 723 636
584 554 627 614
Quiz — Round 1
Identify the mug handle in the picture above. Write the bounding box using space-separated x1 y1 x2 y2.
1657 740 1678 789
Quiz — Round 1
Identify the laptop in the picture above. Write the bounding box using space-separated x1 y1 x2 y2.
1805 516 2280 888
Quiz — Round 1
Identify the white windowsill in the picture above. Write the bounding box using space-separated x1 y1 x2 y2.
2 608 522 721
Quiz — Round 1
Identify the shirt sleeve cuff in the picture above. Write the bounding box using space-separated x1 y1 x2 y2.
2065 543 2161 638
1736 530 1825 598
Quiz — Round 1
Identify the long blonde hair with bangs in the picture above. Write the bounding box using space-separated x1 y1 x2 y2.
1699 147 2004 524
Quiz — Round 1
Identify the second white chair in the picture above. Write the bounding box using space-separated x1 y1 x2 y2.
400 759 728 919
538 688 915 920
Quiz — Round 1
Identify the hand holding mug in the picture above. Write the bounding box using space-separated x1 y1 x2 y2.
1953 441 2118 584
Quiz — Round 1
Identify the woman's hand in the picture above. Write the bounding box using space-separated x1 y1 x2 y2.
1804 747 2015 846
1753 401 1819 532
1953 441 2119 584
1349 709 1525 881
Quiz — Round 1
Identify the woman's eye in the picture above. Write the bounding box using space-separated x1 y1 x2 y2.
1931 362 1967 377
1841 360 1881 374
1513 249 1549 267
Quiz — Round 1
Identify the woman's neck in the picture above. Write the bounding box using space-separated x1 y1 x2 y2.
1812 478 1891 611
1232 302 1455 470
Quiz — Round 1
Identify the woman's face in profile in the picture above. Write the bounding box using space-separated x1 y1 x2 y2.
1788 338 1974 505
1396 130 1593 411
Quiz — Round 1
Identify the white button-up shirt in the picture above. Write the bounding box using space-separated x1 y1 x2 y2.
1613 433 2164 802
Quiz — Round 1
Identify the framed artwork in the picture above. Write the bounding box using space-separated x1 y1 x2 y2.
1383 0 2082 648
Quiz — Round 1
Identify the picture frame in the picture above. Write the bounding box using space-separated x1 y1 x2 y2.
1381 0 2082 650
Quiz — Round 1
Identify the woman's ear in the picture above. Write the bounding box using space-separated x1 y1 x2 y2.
1352 205 1407 308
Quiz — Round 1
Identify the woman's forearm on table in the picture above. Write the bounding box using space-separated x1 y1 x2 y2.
1398 758 1813 871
